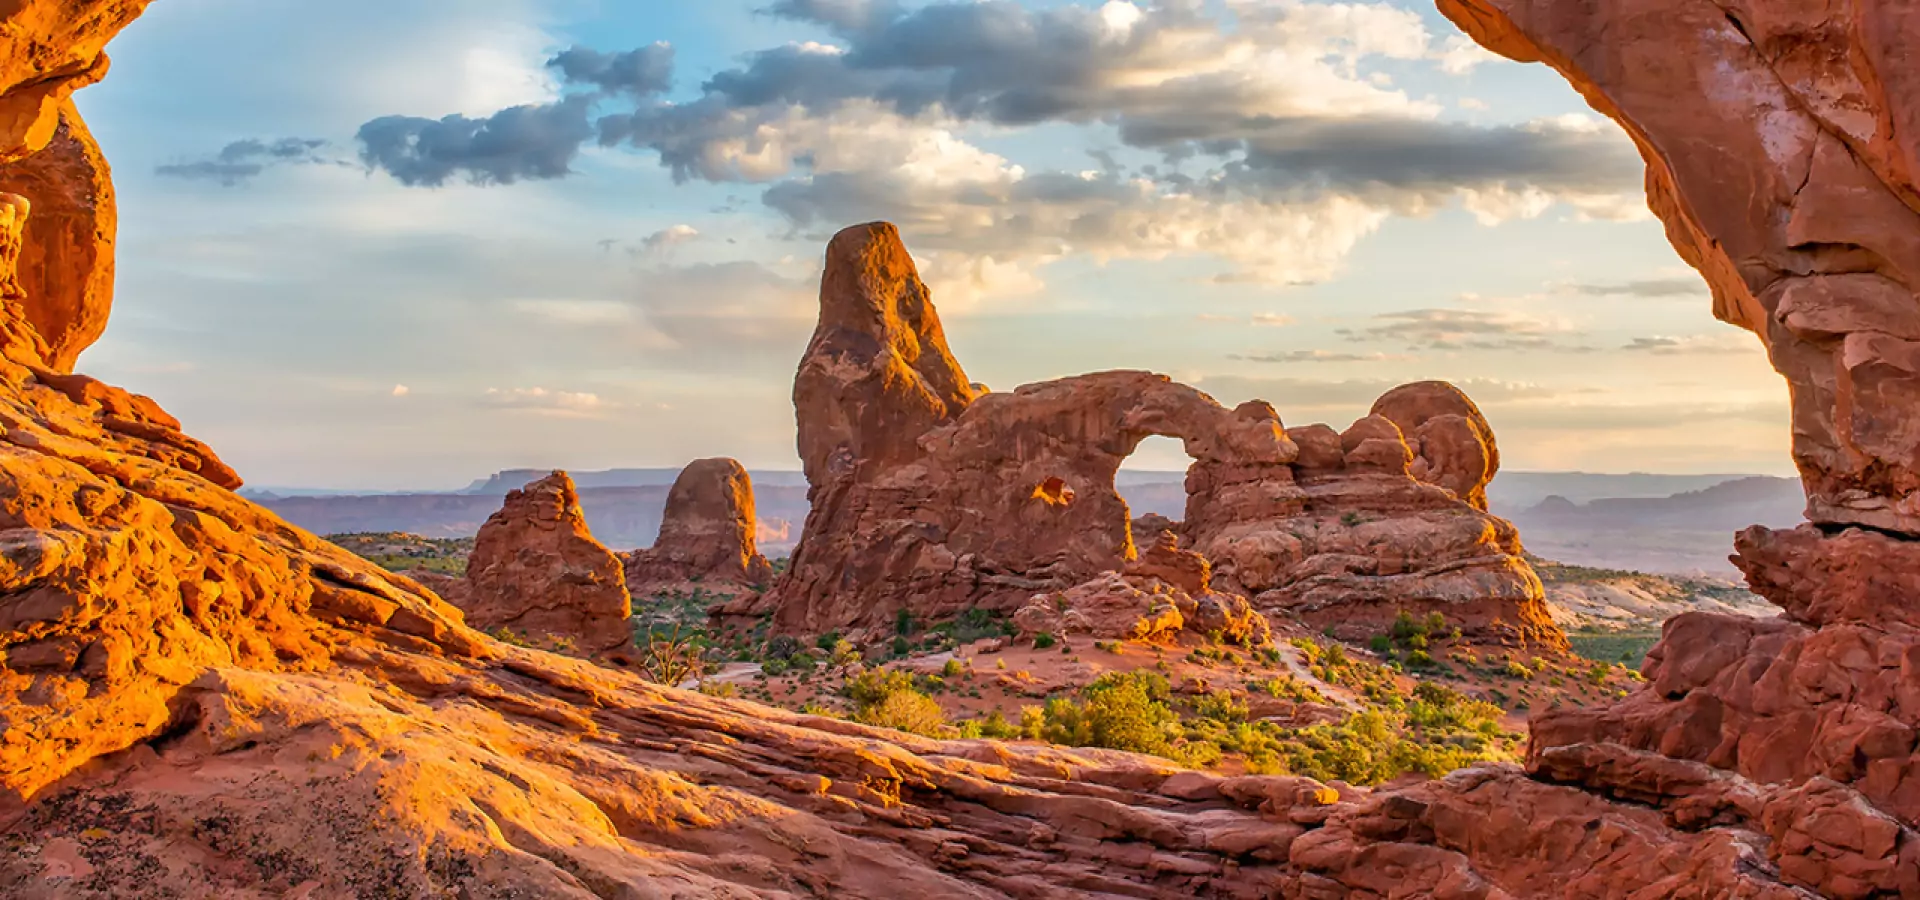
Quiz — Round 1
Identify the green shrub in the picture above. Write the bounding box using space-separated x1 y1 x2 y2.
1033 632 1057 650
845 668 947 737
1369 635 1392 653
892 635 911 657
815 631 842 651
895 608 917 637
975 709 1020 740
854 691 947 736
1038 671 1178 757
1195 690 1249 724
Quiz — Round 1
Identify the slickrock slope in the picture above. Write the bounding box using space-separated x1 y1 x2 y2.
437 471 632 654
623 457 773 597
767 224 1554 646
0 101 112 372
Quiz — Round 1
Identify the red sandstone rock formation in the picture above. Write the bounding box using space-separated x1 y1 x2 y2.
1370 380 1498 512
0 4 1914 897
1441 0 1920 538
452 471 633 653
622 457 772 597
0 1 151 165
1191 402 1558 647
767 359 1301 638
0 101 113 372
768 233 1552 645
1013 531 1273 647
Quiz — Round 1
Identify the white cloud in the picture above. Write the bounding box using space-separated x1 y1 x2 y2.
481 387 606 415
1435 34 1503 74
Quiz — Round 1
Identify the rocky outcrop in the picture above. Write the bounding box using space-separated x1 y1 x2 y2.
0 1 150 164
768 357 1300 638
1192 407 1559 647
768 237 1553 645
0 101 113 372
454 471 632 653
1440 0 1920 538
0 168 1818 893
1013 531 1273 647
1370 380 1498 512
622 457 772 597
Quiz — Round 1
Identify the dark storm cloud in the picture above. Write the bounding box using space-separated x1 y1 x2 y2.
156 137 332 186
357 97 594 187
548 43 675 97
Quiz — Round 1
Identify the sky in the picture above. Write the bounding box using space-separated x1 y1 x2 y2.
72 0 1793 491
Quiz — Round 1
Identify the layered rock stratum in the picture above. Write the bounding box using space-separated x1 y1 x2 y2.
622 457 773 597
0 2 1912 898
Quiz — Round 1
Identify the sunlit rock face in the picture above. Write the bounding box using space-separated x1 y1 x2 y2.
450 470 633 654
767 224 1558 647
1442 0 1920 536
0 101 114 372
0 1 151 164
622 456 774 595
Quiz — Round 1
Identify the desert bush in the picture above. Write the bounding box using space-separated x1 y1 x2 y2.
1038 671 1178 757
1032 632 1057 650
829 639 861 668
634 623 706 686
1195 690 1249 724
845 668 947 737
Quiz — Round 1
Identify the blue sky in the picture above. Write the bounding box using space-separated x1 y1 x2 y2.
73 0 1790 490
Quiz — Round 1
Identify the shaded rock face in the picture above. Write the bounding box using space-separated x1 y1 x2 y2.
769 228 1553 645
1191 411 1558 647
0 101 112 372
456 471 632 654
1441 0 1920 536
769 361 1299 638
622 457 772 596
